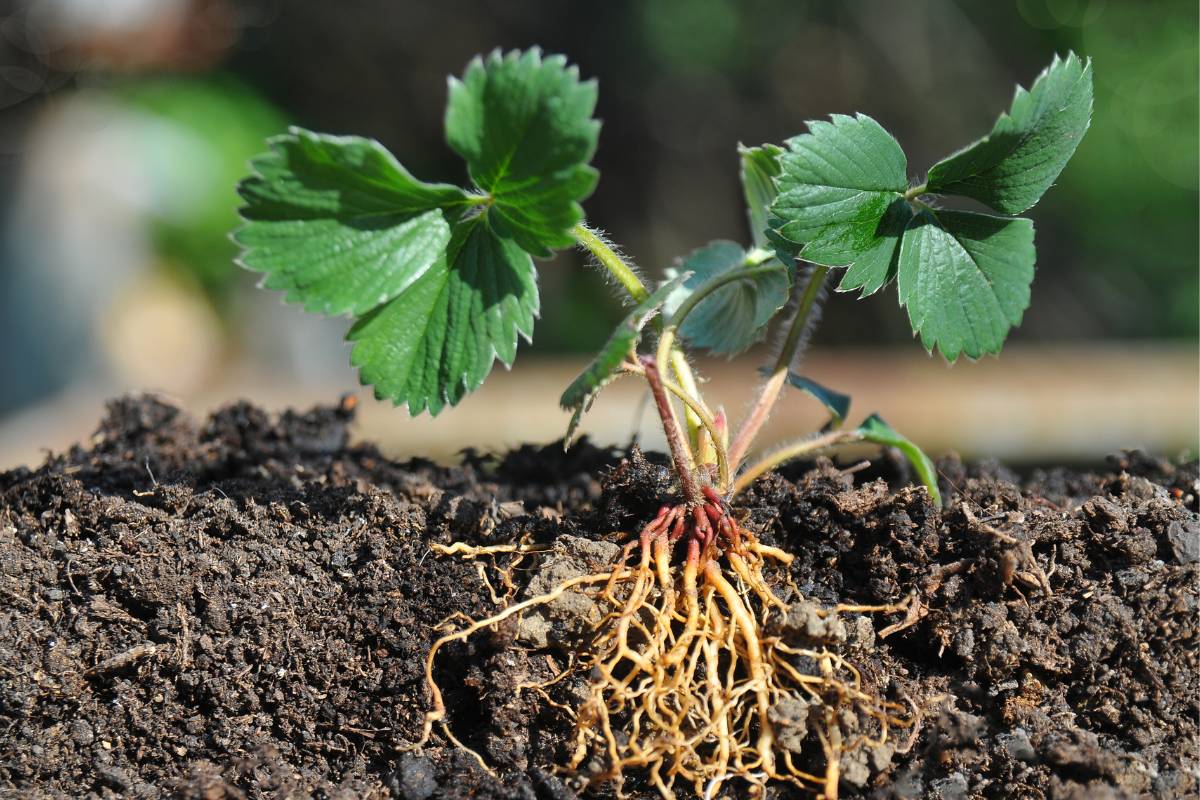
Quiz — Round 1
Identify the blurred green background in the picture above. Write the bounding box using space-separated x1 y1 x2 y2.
0 0 1195 464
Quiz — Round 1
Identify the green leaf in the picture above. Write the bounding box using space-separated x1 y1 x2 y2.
762 223 803 273
925 52 1093 215
897 209 1035 361
835 197 913 297
560 274 690 442
446 48 600 257
739 143 783 249
780 372 851 427
666 241 790 356
236 127 469 316
769 113 909 279
347 217 538 415
855 414 941 505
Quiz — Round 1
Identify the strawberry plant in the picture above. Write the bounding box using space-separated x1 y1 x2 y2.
236 48 1091 798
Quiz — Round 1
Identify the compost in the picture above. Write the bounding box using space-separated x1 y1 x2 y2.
1 396 1196 799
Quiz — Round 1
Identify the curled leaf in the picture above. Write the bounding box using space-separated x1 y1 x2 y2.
773 371 851 428
855 414 941 505
666 241 790 356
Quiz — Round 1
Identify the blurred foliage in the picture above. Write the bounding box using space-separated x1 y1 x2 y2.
1069 1 1198 335
115 76 284 303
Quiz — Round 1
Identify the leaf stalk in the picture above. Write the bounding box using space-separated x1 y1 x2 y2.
574 223 712 453
668 263 787 335
727 264 829 470
730 429 858 497
572 224 649 302
623 362 731 493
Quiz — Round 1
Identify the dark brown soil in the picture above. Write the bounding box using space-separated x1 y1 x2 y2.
1 396 1196 800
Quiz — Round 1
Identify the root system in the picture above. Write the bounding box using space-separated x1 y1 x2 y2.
415 486 910 799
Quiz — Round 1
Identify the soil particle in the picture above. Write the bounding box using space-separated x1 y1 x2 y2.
928 772 968 800
1 395 1196 799
839 741 895 789
516 535 621 649
767 696 811 755
771 598 848 644
1167 518 1200 564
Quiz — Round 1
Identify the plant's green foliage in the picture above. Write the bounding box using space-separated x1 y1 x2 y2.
855 414 941 505
926 52 1093 215
347 217 537 415
236 128 468 316
236 44 1090 500
779 372 851 427
739 143 783 249
769 113 908 283
897 210 1035 361
665 241 790 356
561 274 690 442
238 49 602 416
446 48 600 257
766 55 1087 362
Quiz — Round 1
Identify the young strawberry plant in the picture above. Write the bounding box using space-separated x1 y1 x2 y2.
236 48 1091 798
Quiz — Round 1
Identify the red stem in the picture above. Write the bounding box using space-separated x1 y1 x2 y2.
640 355 703 507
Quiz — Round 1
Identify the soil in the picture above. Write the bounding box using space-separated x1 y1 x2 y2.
1 395 1196 800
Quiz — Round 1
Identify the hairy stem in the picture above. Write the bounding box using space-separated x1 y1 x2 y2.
572 223 649 303
573 223 711 449
640 355 703 506
654 263 782 472
903 182 928 201
660 378 730 493
725 369 787 477
727 264 829 470
669 349 710 461
730 429 858 497
772 264 829 374
620 361 730 492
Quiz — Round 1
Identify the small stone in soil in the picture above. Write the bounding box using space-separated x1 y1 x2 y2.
1168 519 1200 564
388 753 437 800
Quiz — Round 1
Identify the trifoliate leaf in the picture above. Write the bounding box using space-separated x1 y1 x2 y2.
665 241 790 356
769 113 908 278
236 128 469 316
739 143 783 249
779 372 851 428
925 52 1093 215
560 274 690 442
855 414 941 505
348 216 537 415
897 209 1035 362
446 48 600 257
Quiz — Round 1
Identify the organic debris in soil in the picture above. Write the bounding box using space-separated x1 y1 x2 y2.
0 395 1196 799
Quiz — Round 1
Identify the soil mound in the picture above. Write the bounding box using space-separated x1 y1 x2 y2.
1 396 1196 798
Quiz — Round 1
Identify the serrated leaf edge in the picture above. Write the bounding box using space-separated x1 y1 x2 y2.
232 126 470 319
346 215 540 417
923 52 1093 214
